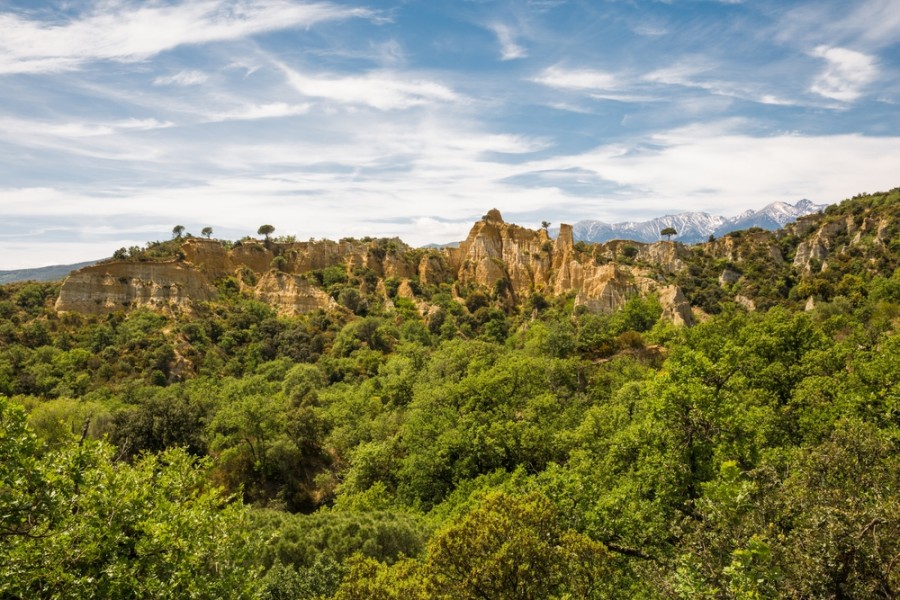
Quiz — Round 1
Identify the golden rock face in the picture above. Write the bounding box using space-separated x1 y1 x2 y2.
55 211 694 324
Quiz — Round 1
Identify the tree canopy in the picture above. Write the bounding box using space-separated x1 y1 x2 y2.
2 189 899 598
258 224 275 241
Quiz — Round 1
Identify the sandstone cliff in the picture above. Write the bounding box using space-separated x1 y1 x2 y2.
55 261 216 314
447 210 694 325
253 272 336 316
56 211 695 325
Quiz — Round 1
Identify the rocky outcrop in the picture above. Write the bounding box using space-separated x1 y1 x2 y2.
448 210 694 324
705 232 783 264
790 212 896 273
735 295 756 311
657 286 693 326
57 210 695 325
253 272 335 315
57 236 421 316
719 269 741 286
55 261 216 314
595 240 688 273
448 209 552 298
182 239 273 278
419 254 452 286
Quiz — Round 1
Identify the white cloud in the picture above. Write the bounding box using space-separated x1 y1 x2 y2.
281 66 461 110
210 102 311 121
489 23 527 60
532 66 621 91
809 46 877 102
522 124 900 217
643 62 709 87
644 62 800 107
0 1 375 74
535 63 798 107
0 116 172 140
154 70 209 86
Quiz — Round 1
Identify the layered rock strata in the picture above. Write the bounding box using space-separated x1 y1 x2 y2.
56 210 695 324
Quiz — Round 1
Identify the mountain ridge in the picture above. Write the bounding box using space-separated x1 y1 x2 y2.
0 260 99 284
566 198 828 244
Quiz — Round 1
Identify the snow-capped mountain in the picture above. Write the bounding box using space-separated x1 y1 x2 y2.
569 199 828 244
712 199 827 238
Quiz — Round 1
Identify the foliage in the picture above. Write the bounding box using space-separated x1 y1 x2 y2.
0 396 262 599
1 188 899 598
258 224 276 240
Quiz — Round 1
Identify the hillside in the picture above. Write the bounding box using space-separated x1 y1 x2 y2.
0 260 98 284
1 188 898 599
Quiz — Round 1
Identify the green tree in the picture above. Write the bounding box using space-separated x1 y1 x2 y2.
172 224 185 239
258 224 275 242
0 396 262 599
201 226 213 239
335 491 620 599
661 226 677 241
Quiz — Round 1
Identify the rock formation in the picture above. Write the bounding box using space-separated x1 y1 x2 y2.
56 210 696 325
446 210 694 324
54 261 215 314
253 272 336 316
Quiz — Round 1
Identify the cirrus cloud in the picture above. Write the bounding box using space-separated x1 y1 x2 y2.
0 0 376 74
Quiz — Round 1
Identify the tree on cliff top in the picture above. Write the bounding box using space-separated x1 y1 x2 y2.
661 226 677 241
258 224 275 242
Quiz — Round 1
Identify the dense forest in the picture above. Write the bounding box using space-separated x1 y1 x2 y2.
2 189 899 599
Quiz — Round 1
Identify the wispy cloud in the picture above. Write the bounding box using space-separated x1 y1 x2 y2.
154 70 209 86
280 65 461 110
218 102 312 121
809 46 877 102
0 116 173 140
535 63 799 107
632 24 668 37
644 62 800 107
489 23 527 60
532 66 621 91
0 0 375 74
778 0 900 49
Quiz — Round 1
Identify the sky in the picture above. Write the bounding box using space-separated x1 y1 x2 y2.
1 0 899 269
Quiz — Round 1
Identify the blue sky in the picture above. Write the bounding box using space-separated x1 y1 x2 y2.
1 0 899 268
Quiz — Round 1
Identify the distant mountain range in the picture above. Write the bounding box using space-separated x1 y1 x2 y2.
0 260 99 285
565 199 828 244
